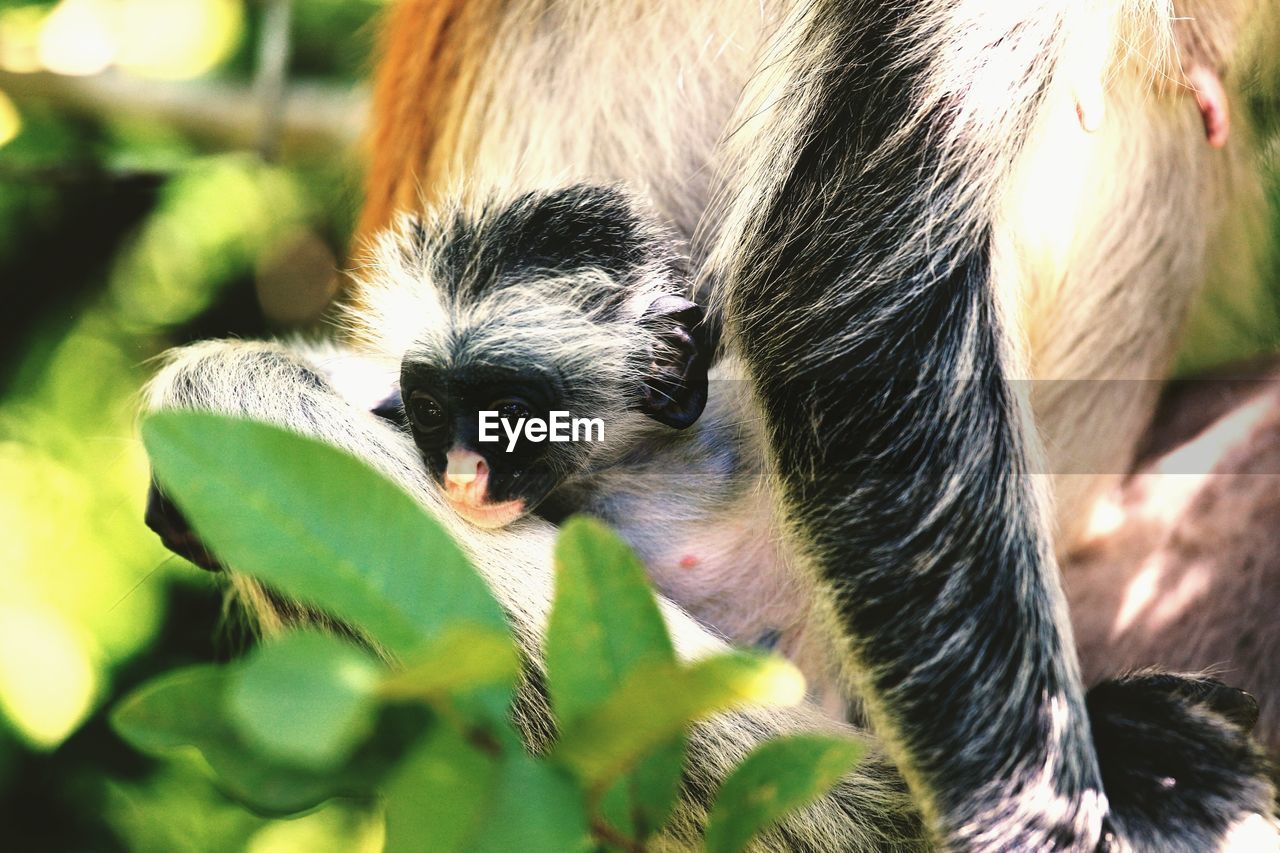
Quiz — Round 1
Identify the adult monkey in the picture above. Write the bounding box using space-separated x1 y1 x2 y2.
144 0 1280 849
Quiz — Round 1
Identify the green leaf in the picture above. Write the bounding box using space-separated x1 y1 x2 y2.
111 665 386 815
384 731 588 853
555 652 805 790
703 735 866 853
545 516 676 726
596 736 686 841
379 626 519 701
468 752 590 853
111 666 231 755
383 723 500 853
229 631 383 770
141 411 509 658
626 736 686 837
546 517 683 839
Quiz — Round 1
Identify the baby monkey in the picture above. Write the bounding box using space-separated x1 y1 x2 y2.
352 185 843 713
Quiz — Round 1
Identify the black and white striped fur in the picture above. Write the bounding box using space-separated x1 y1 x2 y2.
140 0 1280 849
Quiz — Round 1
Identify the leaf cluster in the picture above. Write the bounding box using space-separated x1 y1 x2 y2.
116 412 865 852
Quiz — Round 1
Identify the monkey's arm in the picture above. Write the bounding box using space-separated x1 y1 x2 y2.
710 1 1275 848
141 337 928 851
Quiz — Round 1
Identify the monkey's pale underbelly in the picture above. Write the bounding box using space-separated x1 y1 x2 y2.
625 492 847 720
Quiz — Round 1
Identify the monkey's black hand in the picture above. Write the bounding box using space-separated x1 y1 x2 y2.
638 295 709 429
144 480 222 572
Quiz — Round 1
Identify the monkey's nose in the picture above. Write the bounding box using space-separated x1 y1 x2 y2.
144 480 222 572
444 450 489 501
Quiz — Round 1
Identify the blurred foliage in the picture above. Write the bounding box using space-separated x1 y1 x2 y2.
0 0 243 78
0 1 380 849
1175 151 1280 376
290 0 385 79
1174 93 1280 375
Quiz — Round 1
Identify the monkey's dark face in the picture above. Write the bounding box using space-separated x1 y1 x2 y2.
400 360 586 528
395 290 712 529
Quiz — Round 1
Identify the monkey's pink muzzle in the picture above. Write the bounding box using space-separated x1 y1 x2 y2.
444 449 526 528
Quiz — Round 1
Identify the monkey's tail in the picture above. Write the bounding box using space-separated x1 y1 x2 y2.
1087 673 1279 852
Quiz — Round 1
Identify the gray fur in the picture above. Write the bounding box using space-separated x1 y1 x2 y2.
345 189 846 715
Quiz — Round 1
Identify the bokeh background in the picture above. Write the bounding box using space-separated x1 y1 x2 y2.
0 2 1277 850
0 1 382 849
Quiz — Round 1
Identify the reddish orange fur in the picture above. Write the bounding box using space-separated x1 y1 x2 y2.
357 0 497 245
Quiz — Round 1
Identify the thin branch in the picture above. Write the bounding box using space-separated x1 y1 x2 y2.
254 0 294 161
0 69 367 159
589 818 646 853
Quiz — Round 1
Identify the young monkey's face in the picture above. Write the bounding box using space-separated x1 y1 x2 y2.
396 291 712 530
399 362 577 528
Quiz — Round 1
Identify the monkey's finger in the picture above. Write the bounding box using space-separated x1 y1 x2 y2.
144 480 223 572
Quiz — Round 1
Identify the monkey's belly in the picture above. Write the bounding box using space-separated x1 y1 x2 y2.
634 517 847 720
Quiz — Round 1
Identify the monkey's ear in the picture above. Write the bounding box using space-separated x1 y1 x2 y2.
638 295 709 429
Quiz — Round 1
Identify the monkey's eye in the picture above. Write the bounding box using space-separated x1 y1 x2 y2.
408 391 447 435
493 398 532 422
